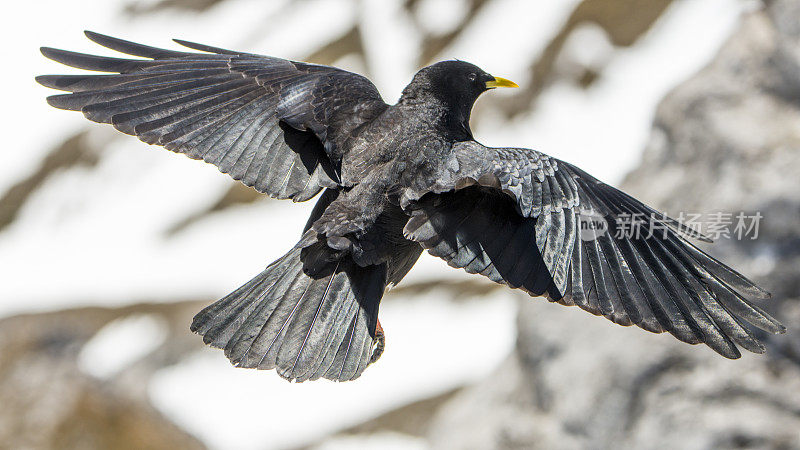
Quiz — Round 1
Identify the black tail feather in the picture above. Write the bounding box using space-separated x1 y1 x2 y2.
191 246 386 382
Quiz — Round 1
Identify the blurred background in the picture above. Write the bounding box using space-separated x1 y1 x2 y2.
2 0 799 448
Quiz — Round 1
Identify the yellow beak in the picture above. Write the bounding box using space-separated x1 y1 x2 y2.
485 76 519 89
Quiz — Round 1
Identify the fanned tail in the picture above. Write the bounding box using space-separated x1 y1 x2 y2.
191 245 387 382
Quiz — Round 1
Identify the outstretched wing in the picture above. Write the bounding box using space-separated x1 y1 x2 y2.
37 31 388 201
403 140 784 358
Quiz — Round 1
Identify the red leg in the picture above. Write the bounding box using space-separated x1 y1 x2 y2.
370 318 385 364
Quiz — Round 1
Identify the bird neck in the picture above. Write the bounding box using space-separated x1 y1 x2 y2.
397 94 474 141
440 107 474 141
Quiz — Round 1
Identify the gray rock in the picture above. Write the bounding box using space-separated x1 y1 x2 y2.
0 303 207 449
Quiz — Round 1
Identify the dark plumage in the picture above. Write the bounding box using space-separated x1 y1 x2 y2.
38 32 785 382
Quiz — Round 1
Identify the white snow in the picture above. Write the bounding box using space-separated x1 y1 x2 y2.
414 0 468 36
79 314 169 379
360 0 423 102
558 23 615 74
444 0 582 80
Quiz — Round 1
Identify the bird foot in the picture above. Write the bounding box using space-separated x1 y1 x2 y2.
370 319 385 364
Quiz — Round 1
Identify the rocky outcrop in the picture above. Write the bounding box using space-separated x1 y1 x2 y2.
425 2 800 449
0 302 207 449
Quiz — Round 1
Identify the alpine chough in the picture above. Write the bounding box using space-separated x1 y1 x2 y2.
37 32 785 382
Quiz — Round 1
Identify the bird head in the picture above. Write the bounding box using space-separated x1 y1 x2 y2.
400 60 517 137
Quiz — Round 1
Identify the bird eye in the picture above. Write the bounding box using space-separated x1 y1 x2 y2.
468 73 477 82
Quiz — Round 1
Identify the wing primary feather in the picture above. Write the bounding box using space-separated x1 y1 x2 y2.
658 238 766 353
79 76 235 121
135 86 263 142
110 80 253 134
581 183 701 342
646 237 741 357
37 69 231 94
594 231 638 326
40 47 227 73
84 30 194 59
173 38 241 55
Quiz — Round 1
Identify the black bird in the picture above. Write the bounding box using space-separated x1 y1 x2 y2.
38 32 785 382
